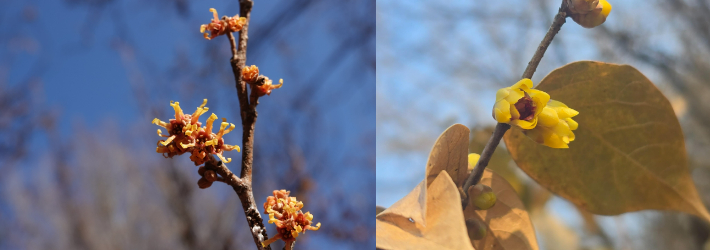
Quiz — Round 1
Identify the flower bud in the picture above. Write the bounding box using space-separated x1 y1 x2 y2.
567 0 599 14
204 170 218 182
198 177 213 189
465 218 487 240
198 166 206 176
468 184 496 210
570 0 612 28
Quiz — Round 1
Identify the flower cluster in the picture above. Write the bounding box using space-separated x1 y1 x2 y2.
567 0 612 28
262 190 321 250
525 100 579 148
200 8 247 40
153 99 240 165
493 79 579 148
241 65 284 96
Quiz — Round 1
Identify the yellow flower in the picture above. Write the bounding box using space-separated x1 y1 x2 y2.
242 65 260 83
153 99 240 165
493 78 550 130
262 190 320 250
200 8 247 40
523 100 579 148
570 0 612 28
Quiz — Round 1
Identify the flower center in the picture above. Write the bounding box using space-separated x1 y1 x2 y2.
515 93 536 121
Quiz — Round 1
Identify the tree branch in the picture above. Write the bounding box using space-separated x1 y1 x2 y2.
223 0 272 249
461 0 568 208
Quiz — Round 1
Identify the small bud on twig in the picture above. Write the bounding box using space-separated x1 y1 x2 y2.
198 177 213 189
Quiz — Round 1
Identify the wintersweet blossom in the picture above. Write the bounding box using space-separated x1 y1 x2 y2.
262 190 321 250
493 79 550 129
200 8 247 40
567 0 612 28
152 99 240 165
524 100 579 148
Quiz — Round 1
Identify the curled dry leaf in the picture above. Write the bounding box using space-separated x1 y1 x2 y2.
376 206 387 216
376 171 474 250
504 61 710 222
425 124 470 187
464 169 539 250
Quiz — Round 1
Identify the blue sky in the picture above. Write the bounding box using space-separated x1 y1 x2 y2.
1 0 374 249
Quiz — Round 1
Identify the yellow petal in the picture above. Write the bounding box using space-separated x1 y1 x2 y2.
548 100 579 119
152 118 168 128
273 79 283 89
216 153 231 163
206 113 218 133
538 107 560 127
527 89 550 116
161 135 176 146
547 99 569 108
511 78 533 91
565 118 579 130
600 0 612 17
170 101 184 121
504 87 525 104
495 87 511 101
511 117 538 130
493 99 512 123
209 8 218 20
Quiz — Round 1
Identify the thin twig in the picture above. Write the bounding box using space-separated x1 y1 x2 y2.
223 0 273 249
461 1 568 209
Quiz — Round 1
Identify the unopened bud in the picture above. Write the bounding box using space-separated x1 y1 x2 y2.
198 177 213 189
569 0 612 28
567 0 599 14
204 170 218 182
198 166 206 176
468 184 496 210
466 218 487 240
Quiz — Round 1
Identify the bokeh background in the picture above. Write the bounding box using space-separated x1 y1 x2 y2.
377 0 710 249
0 0 374 249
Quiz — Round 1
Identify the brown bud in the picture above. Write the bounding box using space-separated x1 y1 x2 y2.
198 166 206 176
465 218 487 240
204 170 218 182
567 0 599 14
197 177 213 189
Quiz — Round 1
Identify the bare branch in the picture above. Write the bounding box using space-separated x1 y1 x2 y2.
461 0 568 209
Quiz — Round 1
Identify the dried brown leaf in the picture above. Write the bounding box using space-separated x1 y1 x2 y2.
425 124 469 187
376 171 474 250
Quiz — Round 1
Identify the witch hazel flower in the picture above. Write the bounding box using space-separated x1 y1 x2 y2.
242 65 284 97
153 99 240 165
262 190 321 250
200 8 247 40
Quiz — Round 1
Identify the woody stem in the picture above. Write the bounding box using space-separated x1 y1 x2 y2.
224 0 272 249
461 0 568 209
